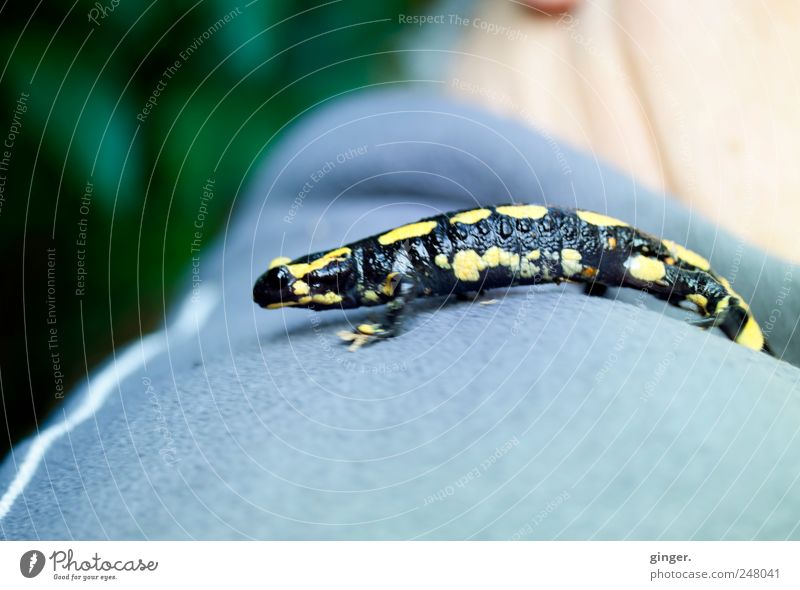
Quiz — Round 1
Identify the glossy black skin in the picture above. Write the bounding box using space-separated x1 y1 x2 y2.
256 207 688 304
253 205 767 351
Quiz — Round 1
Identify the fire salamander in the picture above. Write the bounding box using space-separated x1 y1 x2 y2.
253 204 771 353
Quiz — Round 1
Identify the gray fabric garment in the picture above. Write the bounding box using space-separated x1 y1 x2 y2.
1 88 799 540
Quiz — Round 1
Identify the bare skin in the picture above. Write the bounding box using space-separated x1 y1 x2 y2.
448 0 800 262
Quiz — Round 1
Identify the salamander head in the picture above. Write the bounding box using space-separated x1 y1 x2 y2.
253 247 358 310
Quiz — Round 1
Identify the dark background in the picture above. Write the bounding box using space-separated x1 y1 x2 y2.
0 0 426 457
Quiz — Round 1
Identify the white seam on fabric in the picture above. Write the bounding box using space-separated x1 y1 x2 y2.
0 284 219 522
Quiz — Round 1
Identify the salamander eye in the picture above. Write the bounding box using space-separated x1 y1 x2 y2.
265 266 292 291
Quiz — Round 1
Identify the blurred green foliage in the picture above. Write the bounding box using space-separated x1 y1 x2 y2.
0 0 426 456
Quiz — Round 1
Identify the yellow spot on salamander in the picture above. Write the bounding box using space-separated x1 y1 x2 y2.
363 290 381 303
519 258 539 278
434 254 451 269
662 239 710 271
577 210 629 227
736 316 765 351
382 272 400 296
377 221 437 245
715 295 731 314
560 248 583 276
292 280 310 296
714 294 764 351
495 204 548 219
482 246 520 268
453 250 487 282
450 209 492 224
266 301 298 309
310 292 343 305
624 255 666 282
357 323 377 335
292 293 341 306
606 237 617 250
324 246 352 260
268 256 292 270
286 247 352 278
526 250 541 260
687 294 708 312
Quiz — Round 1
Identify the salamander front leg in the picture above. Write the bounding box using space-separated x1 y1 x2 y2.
337 275 418 351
